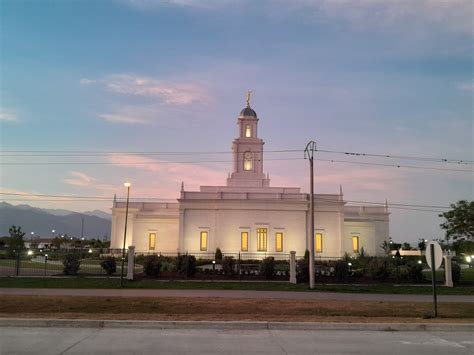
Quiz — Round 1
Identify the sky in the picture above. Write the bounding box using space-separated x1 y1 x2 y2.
0 0 472 244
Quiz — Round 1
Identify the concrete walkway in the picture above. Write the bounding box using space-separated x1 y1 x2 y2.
0 288 473 302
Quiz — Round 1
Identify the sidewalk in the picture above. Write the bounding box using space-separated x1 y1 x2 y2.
1 288 473 302
1 318 473 331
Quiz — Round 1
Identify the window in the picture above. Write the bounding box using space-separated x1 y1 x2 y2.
241 232 248 251
352 236 359 253
245 124 252 137
257 228 267 251
200 231 208 251
148 233 156 250
275 232 283 252
243 151 253 171
315 233 323 253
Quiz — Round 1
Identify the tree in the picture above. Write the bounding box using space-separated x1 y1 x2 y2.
417 238 426 251
401 242 412 251
7 225 25 257
440 200 474 241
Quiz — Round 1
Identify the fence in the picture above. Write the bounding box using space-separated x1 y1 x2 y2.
0 249 142 277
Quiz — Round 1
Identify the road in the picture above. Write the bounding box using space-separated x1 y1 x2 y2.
0 287 473 302
0 327 472 354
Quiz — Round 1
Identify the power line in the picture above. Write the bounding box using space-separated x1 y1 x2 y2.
0 148 471 165
0 157 470 172
0 191 451 209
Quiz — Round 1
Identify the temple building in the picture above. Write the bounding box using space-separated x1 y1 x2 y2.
111 96 389 257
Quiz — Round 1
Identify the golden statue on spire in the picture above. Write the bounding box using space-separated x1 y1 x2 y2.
246 90 252 108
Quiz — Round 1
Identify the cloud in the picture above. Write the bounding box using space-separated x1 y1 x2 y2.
457 82 474 92
98 113 149 125
0 110 18 122
63 171 96 187
84 74 209 106
79 78 97 85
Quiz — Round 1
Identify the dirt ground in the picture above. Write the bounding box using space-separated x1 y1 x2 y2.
1 296 473 323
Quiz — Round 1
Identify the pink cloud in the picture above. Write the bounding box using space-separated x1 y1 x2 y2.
63 171 96 187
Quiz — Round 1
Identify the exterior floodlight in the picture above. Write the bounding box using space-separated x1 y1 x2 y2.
466 256 472 263
88 249 93 253
212 260 216 264
418 260 422 264
27 250 33 256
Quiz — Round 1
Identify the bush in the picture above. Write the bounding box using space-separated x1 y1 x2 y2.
215 248 223 261
260 257 275 279
177 254 197 277
62 253 81 275
334 259 349 281
222 256 235 275
407 263 424 283
100 256 116 275
452 262 461 284
365 257 390 280
143 254 162 277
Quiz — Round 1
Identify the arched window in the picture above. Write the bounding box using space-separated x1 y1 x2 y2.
243 151 253 171
245 124 252 138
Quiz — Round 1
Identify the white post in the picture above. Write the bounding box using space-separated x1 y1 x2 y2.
289 251 297 284
444 255 453 288
127 245 135 280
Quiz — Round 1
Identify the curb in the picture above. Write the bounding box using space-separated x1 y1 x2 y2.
0 319 472 332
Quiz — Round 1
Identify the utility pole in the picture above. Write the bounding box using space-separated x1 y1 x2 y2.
81 218 84 240
304 141 317 289
121 182 131 287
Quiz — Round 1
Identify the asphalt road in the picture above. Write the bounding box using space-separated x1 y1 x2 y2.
0 287 473 302
0 327 473 354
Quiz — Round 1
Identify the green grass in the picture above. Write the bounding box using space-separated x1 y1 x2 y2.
0 277 473 295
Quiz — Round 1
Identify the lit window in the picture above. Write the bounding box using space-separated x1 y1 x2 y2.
315 233 323 253
352 236 359 253
241 232 248 251
200 231 208 251
245 125 252 137
257 228 267 251
275 232 283 252
148 233 156 250
243 151 253 171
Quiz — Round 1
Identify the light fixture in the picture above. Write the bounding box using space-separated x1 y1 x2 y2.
418 260 422 264
88 249 92 253
27 250 33 256
124 182 131 188
348 262 352 266
466 256 472 263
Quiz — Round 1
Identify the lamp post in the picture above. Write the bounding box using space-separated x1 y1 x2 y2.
120 182 131 287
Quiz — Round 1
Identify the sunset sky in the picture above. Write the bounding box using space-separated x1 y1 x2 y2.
0 0 472 244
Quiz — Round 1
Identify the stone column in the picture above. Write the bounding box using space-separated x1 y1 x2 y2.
444 255 453 288
127 245 135 280
289 251 297 284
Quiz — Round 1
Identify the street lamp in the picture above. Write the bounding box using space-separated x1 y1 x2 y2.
121 181 131 287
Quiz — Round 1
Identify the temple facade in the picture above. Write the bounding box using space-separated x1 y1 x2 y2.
111 99 389 257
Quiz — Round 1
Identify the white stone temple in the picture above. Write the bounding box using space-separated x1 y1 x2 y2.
111 97 389 257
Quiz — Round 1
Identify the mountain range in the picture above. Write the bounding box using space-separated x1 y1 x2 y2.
0 202 111 240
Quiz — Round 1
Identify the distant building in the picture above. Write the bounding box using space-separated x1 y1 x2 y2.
111 98 389 257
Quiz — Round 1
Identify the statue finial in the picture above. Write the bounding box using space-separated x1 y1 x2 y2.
246 90 252 108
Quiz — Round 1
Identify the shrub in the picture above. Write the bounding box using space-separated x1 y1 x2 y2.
215 248 223 261
143 254 162 277
222 256 235 275
407 263 424 283
260 257 275 279
297 258 309 282
304 249 310 261
452 262 461 285
177 254 197 277
365 257 390 280
62 253 81 275
334 259 349 281
100 256 116 275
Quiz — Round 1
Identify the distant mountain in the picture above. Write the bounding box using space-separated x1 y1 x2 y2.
0 202 111 240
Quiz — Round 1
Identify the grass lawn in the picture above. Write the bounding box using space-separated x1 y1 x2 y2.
0 295 472 322
0 277 473 295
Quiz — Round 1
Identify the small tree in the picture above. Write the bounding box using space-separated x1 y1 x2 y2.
177 254 197 277
7 226 25 257
334 259 349 281
417 238 426 251
215 248 223 262
440 200 474 241
63 253 81 275
222 256 235 275
100 256 117 275
401 242 412 251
